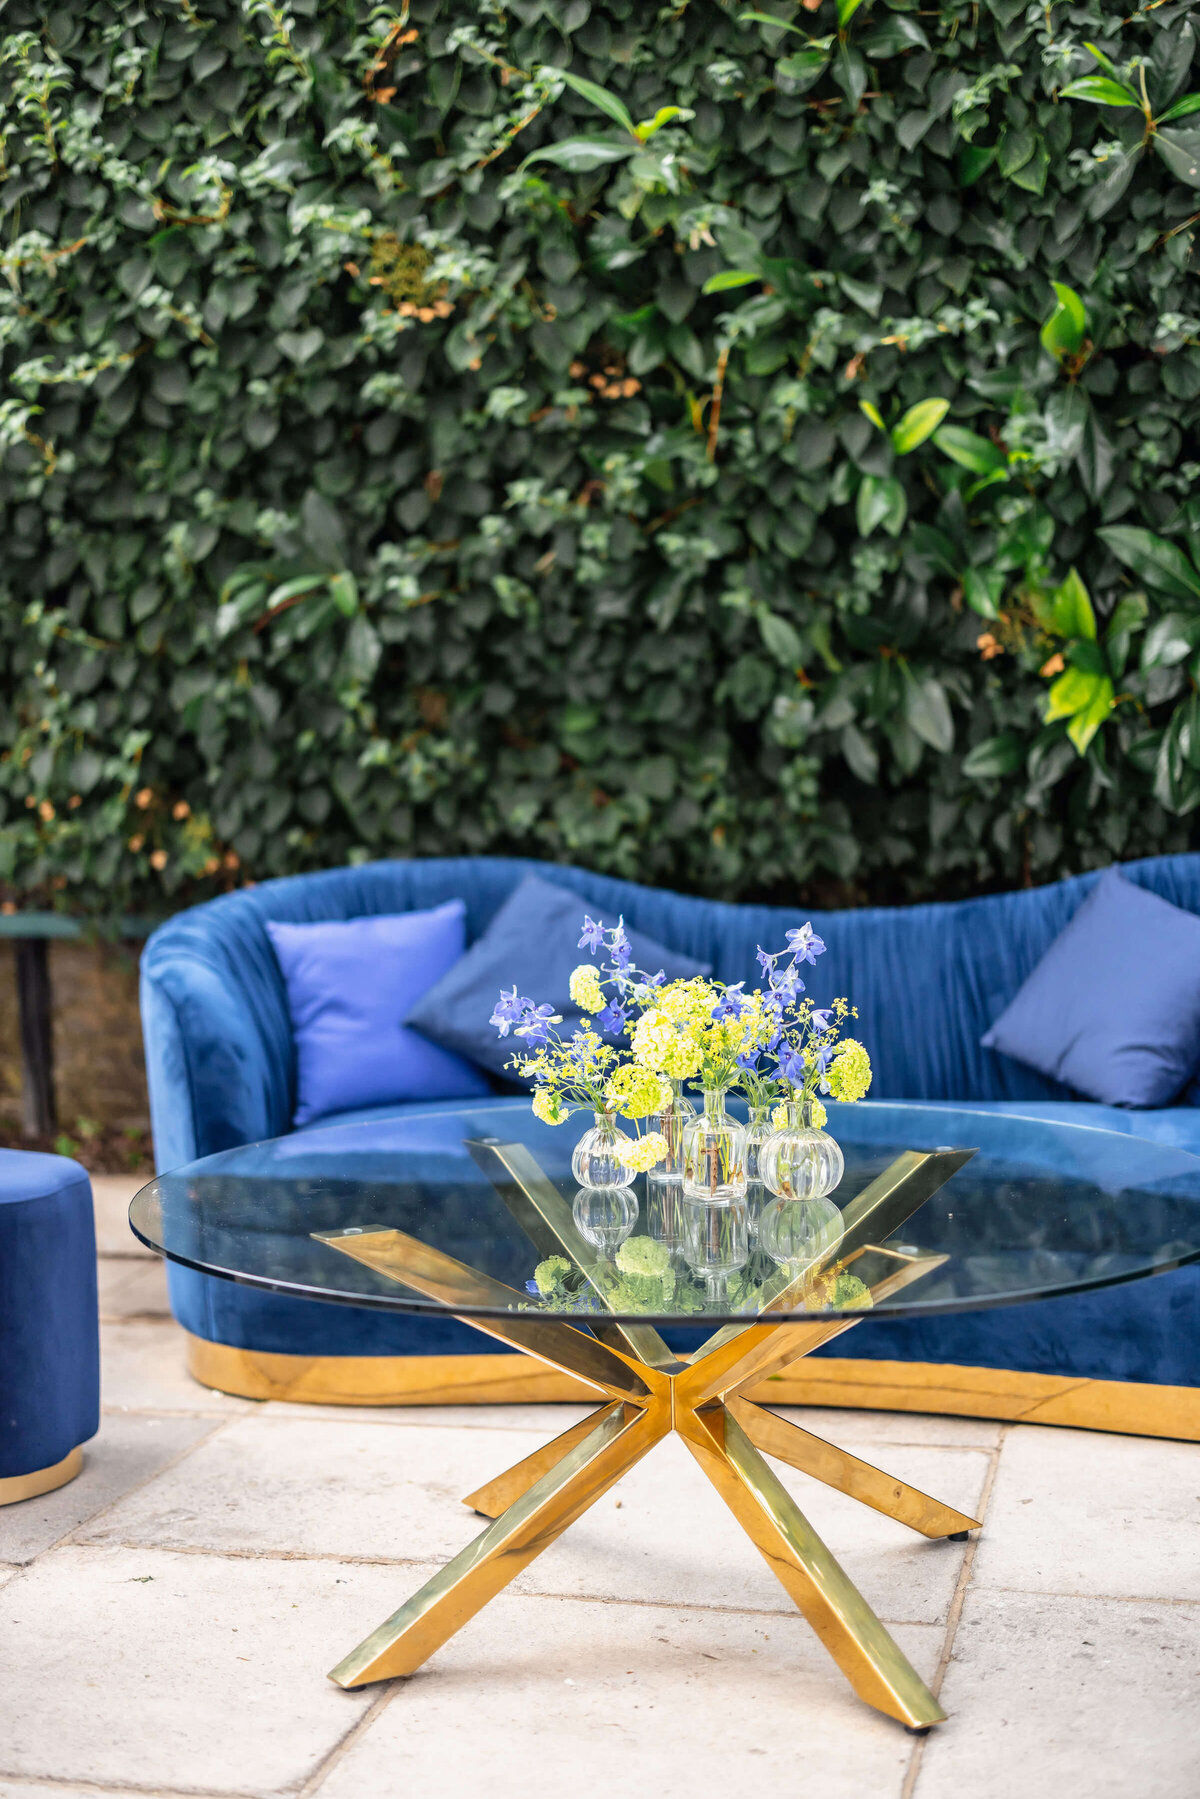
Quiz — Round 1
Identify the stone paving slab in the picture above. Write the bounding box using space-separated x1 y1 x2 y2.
92 1174 148 1258
312 1588 940 1799
0 1544 377 1795
101 1321 256 1415
912 1588 1200 1799
98 1255 171 1320
971 1424 1200 1601
0 1413 215 1564
79 1413 986 1626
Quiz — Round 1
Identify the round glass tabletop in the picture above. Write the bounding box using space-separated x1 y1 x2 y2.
129 1099 1200 1327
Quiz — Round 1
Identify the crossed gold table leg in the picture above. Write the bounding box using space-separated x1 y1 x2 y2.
317 1141 979 1730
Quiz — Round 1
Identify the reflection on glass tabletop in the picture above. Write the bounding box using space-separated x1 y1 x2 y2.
129 1100 1200 1326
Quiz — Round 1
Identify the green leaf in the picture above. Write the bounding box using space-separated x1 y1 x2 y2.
521 138 637 172
837 0 867 25
1141 613 1200 670
1156 93 1200 126
841 722 879 784
1066 677 1114 753
858 399 886 432
1153 128 1200 189
1039 281 1087 359
1059 75 1141 107
329 571 359 617
701 269 761 293
958 145 996 187
738 9 812 37
856 474 906 537
1100 526 1200 602
265 574 327 610
933 425 1006 474
777 48 832 78
1081 41 1122 80
635 105 692 142
963 733 1025 778
552 69 637 137
758 609 804 666
903 672 955 753
962 568 1004 619
890 398 950 455
1045 666 1102 722
1050 567 1097 641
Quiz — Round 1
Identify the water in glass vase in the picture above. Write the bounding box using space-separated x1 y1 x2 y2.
645 1078 695 1256
681 1088 747 1203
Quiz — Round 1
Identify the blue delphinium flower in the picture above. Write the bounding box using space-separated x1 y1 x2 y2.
609 920 632 970
786 923 826 966
776 1041 806 1086
711 981 747 1022
736 1047 760 1071
810 1008 832 1034
517 1002 559 1045
597 999 627 1036
489 986 525 1037
578 915 606 954
755 946 777 977
769 963 804 1004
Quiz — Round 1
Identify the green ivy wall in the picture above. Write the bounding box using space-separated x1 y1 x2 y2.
2 0 1199 917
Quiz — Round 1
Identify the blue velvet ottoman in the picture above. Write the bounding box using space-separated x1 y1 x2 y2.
0 1151 100 1505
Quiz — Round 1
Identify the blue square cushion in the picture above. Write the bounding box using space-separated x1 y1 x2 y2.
981 868 1200 1107
267 901 491 1126
406 873 712 1084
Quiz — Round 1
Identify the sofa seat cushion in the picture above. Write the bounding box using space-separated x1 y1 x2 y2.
916 1098 1200 1156
294 1095 531 1133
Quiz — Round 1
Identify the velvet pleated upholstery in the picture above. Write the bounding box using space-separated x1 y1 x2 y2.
142 853 1200 1386
0 1151 100 1478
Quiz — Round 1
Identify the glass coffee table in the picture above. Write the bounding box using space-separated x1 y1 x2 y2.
130 1100 1200 1731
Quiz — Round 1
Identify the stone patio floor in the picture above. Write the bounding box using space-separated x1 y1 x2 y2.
2 1176 1198 1798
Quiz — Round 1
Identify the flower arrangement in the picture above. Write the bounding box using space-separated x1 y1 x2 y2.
487 910 873 1181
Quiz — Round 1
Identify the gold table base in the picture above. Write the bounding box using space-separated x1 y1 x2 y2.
316 1138 978 1730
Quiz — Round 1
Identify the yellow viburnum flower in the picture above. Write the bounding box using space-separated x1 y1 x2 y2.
825 1041 871 1103
605 1063 671 1119
568 964 605 1013
531 1086 569 1125
617 1131 670 1171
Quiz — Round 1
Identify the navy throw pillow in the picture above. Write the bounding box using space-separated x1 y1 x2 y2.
405 873 712 1084
267 901 491 1127
981 868 1200 1108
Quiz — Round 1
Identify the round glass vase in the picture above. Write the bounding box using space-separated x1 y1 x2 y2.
571 1111 636 1190
681 1193 749 1304
744 1102 774 1239
759 1193 845 1275
760 1099 845 1203
681 1087 748 1203
572 1186 639 1252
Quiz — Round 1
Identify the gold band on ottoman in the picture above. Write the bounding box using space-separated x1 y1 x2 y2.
0 1445 84 1508
183 1334 1200 1440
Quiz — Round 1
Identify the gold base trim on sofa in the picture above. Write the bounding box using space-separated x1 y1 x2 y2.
0 1445 84 1508
184 1334 1200 1440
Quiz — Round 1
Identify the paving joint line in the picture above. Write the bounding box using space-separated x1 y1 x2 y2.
901 1421 1009 1799
297 1682 399 1798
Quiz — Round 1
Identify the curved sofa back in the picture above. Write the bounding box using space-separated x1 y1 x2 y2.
141 852 1200 1170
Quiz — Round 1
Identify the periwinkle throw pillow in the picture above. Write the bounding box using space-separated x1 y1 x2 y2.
267 900 491 1127
981 869 1200 1108
405 873 712 1084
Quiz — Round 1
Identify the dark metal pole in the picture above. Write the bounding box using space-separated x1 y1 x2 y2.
15 938 55 1137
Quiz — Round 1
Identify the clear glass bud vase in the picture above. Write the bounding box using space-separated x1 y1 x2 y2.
681 1087 747 1203
744 1102 774 1239
648 1078 695 1185
572 1186 639 1251
572 1111 636 1190
760 1099 845 1202
759 1192 845 1274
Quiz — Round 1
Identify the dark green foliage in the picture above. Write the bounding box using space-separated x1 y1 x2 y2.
2 0 1199 917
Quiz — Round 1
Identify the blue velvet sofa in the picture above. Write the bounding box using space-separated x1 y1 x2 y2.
140 853 1200 1438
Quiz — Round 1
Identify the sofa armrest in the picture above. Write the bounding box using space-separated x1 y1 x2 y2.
140 950 292 1173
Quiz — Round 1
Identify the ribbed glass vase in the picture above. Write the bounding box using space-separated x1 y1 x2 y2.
571 1111 636 1190
744 1102 774 1239
760 1099 844 1203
